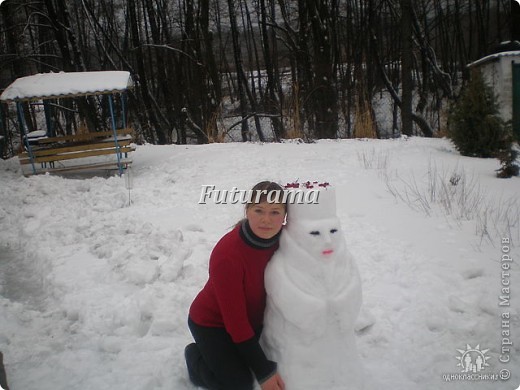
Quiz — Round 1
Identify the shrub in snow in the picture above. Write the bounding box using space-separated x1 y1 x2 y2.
496 148 519 178
448 70 512 158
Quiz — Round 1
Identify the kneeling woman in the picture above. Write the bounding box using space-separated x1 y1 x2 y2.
185 181 286 390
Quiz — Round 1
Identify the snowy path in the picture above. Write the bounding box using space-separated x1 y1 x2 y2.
0 138 518 389
0 244 47 309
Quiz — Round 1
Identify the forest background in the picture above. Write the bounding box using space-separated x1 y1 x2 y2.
0 0 517 152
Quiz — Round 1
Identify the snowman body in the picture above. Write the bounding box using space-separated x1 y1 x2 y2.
262 188 365 389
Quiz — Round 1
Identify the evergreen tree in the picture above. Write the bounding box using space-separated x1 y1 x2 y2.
448 70 511 158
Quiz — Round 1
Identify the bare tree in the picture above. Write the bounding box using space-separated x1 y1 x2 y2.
401 0 413 136
0 0 512 146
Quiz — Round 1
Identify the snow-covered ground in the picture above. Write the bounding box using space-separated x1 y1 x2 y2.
0 137 518 390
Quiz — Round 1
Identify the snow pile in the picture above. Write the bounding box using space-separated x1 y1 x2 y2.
0 137 518 390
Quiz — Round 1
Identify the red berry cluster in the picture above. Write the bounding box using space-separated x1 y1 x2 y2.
284 181 330 189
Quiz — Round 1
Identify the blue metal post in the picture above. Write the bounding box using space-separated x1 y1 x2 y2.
17 102 36 175
108 94 123 176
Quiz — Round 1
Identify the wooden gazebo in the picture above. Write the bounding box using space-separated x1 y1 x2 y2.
0 71 135 176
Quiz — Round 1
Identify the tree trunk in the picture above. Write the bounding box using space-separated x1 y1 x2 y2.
401 0 413 136
371 31 433 137
308 0 339 139
259 0 284 140
44 0 100 133
227 0 252 141
127 0 166 143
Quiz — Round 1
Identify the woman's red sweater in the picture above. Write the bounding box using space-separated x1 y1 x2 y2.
189 222 279 343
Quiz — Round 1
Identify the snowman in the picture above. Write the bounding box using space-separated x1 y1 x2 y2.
262 183 365 390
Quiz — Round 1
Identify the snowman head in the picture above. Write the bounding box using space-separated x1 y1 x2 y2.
285 216 345 260
284 184 345 260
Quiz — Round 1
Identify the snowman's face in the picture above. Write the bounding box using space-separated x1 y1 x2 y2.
286 217 345 260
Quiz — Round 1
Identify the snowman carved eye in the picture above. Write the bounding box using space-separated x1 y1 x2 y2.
310 231 320 236
330 229 338 234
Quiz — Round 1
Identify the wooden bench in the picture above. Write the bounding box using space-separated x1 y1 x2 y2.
19 128 136 175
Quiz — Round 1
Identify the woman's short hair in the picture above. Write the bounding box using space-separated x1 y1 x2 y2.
246 181 287 211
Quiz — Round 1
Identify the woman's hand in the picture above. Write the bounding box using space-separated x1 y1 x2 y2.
260 372 285 390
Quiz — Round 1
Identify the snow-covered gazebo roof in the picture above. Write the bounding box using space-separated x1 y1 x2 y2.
0 71 133 102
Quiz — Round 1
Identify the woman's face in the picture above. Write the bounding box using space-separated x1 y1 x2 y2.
246 202 286 239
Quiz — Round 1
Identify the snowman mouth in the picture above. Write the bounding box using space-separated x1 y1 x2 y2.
322 249 334 255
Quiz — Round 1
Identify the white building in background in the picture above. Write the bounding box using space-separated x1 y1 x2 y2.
467 41 520 140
